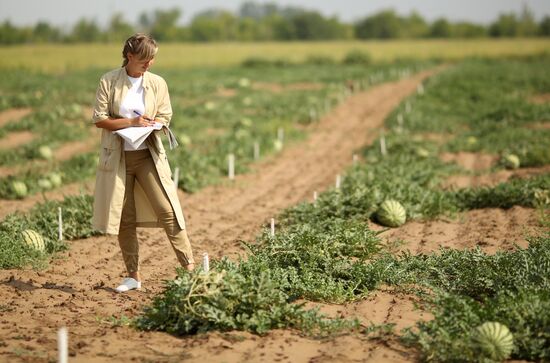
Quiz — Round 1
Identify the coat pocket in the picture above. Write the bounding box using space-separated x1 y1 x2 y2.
98 147 118 172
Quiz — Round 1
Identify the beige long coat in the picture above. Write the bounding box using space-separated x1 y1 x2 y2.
91 67 186 235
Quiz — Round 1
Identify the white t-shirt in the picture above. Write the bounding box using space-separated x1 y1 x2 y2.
119 75 148 151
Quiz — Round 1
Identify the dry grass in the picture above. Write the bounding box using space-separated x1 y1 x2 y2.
1 38 548 73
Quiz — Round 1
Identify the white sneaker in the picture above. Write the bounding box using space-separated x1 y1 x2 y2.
115 277 141 293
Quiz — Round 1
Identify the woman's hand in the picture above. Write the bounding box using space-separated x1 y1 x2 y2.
132 115 155 127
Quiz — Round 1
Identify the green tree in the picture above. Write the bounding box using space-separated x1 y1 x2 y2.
489 13 518 37
264 14 295 40
70 18 102 42
404 11 429 38
32 22 61 42
452 22 486 38
106 13 135 42
516 4 538 36
0 21 31 44
429 18 452 38
239 2 278 20
146 8 182 41
540 16 550 36
290 11 349 40
354 10 402 39
238 17 262 41
190 10 239 41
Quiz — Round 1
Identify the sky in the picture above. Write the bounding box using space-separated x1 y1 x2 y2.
1 0 550 30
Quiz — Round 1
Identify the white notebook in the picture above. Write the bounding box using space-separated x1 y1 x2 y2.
113 122 164 149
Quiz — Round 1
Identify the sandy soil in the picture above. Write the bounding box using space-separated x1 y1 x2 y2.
442 164 550 189
439 151 497 171
53 129 100 162
528 93 550 104
0 108 34 176
525 121 550 130
0 131 35 150
378 206 543 255
0 108 32 128
0 68 543 363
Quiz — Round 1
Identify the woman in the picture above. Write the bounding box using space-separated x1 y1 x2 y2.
91 33 195 293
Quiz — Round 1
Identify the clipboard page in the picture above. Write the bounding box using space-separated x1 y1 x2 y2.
113 122 163 148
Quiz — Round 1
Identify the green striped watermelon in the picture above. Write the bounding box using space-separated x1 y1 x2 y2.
21 229 46 252
376 200 406 227
473 322 514 361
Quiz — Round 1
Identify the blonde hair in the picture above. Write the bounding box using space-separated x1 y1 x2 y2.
122 33 158 67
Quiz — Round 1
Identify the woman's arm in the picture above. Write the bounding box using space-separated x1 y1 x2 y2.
95 116 154 131
92 74 155 130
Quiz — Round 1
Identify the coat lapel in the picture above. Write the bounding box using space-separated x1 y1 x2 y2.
112 67 132 118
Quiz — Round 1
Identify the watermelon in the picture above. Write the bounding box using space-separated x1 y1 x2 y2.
21 229 46 252
242 97 252 106
239 118 253 128
273 139 283 152
38 178 53 190
502 154 520 169
235 129 250 140
11 181 28 199
68 103 82 117
48 172 63 187
238 78 250 88
38 145 53 160
473 322 514 361
415 147 430 158
376 200 406 227
466 136 478 146
178 133 192 146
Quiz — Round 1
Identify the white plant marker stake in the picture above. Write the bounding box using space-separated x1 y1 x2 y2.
313 191 318 204
380 134 387 156
173 167 179 188
405 101 412 113
202 252 209 273
324 99 331 114
58 207 63 241
270 218 275 237
277 127 284 143
397 113 404 127
253 141 260 160
417 83 424 95
228 154 235 180
309 108 317 122
58 326 68 363
353 154 358 164
335 174 341 189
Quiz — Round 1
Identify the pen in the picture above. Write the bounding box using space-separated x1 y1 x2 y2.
133 110 153 121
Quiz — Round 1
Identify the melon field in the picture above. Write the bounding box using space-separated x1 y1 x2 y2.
0 41 549 362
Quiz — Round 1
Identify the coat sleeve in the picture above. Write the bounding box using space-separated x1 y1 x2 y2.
91 75 110 124
155 78 172 127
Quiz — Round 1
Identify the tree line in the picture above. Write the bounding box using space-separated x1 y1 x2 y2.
1 2 549 44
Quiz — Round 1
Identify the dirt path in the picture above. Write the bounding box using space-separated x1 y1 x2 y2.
0 108 32 128
0 68 472 363
0 131 35 150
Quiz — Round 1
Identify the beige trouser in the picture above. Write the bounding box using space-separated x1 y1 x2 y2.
118 148 194 273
